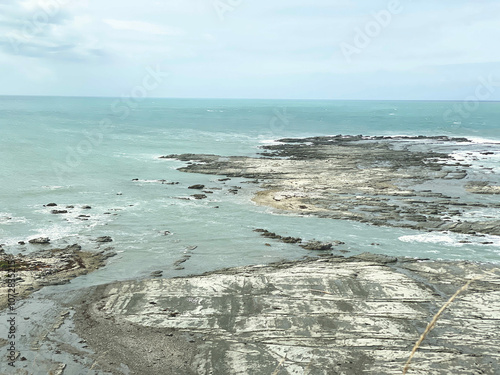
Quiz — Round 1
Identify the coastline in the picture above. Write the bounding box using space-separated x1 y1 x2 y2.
2 134 499 373
66 135 500 374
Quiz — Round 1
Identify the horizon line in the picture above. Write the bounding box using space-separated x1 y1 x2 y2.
1 94 500 103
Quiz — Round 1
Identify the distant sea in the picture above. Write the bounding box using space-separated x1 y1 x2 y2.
1 96 499 287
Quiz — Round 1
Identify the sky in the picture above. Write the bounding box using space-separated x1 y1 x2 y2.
1 0 500 100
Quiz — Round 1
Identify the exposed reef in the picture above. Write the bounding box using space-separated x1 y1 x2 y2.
161 135 500 236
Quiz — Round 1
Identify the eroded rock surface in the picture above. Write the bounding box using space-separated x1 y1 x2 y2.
73 255 500 375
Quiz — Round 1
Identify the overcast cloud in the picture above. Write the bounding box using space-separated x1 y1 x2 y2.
1 0 499 99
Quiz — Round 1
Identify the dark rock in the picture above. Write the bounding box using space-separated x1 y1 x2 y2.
300 241 333 250
188 184 205 190
66 205 74 209
191 194 207 200
51 210 68 214
95 236 113 243
18 241 25 245
174 256 190 267
46 203 57 207
254 229 302 244
29 237 50 244
82 205 92 209
218 178 231 182
132 178 139 181
150 271 163 278
281 236 302 244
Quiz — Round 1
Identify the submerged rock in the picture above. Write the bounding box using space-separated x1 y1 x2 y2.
253 229 302 244
191 194 207 200
95 236 113 243
188 184 205 190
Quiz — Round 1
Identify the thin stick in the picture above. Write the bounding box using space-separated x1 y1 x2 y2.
308 289 334 295
403 267 500 374
402 278 476 374
271 355 286 375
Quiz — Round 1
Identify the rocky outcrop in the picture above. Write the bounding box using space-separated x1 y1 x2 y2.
161 136 500 237
299 240 334 250
466 181 500 195
0 245 116 310
73 254 500 375
253 229 302 244
51 210 68 214
191 194 207 200
95 236 113 243
28 237 51 244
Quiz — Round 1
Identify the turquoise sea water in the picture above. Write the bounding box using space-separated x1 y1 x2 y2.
0 96 499 374
1 96 500 286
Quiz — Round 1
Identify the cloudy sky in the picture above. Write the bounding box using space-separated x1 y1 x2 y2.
1 0 500 100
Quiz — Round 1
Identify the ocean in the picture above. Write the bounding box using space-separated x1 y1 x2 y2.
1 96 500 289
